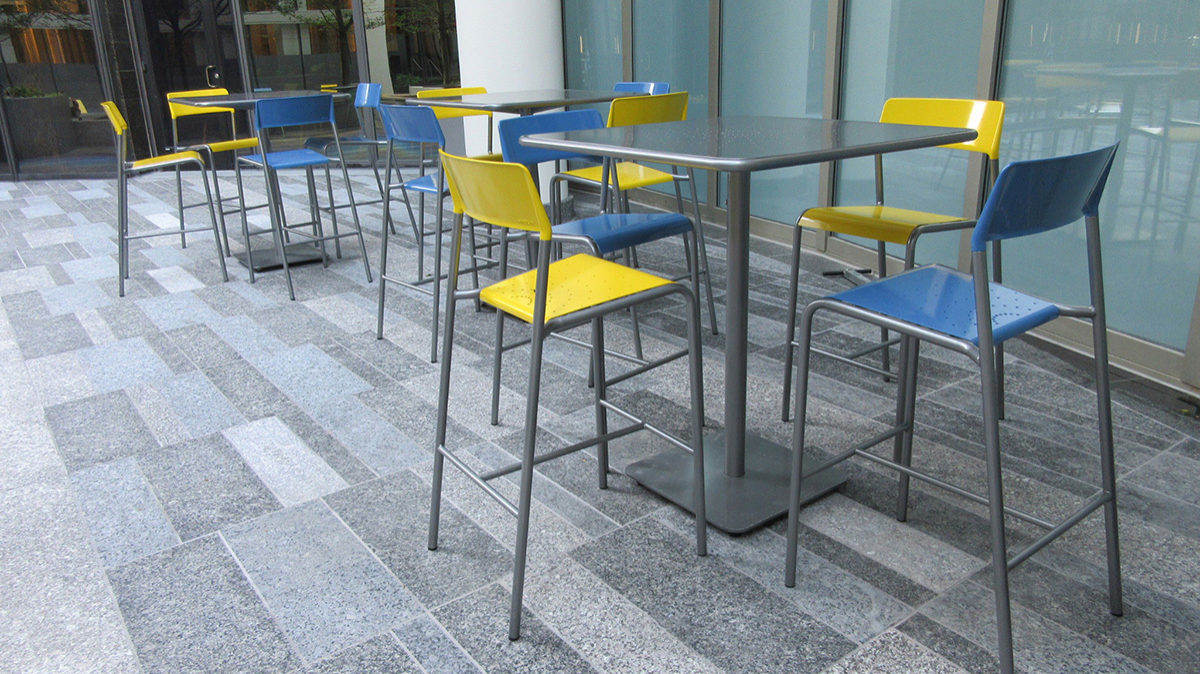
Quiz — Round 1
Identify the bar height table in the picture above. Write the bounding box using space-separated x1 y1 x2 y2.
400 88 644 116
523 116 978 533
171 90 350 272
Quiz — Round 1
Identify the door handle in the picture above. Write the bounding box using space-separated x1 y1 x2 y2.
205 65 220 88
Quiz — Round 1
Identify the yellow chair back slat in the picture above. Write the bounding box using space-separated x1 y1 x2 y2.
439 150 552 240
607 91 688 127
880 98 1005 160
417 86 491 120
166 88 234 119
100 101 128 136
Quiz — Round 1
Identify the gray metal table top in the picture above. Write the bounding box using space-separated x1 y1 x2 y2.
523 115 977 533
404 88 642 116
171 90 349 109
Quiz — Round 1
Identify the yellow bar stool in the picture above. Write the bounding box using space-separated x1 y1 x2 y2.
428 150 708 641
165 88 261 257
781 98 1006 419
415 86 494 153
555 91 718 334
100 101 228 297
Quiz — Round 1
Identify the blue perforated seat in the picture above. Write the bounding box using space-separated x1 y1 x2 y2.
553 212 692 255
240 148 330 170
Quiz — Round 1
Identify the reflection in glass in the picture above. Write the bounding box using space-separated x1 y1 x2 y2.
380 0 458 93
563 0 620 92
999 0 1200 348
241 0 360 90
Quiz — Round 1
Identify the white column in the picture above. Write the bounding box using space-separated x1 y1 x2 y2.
453 0 564 194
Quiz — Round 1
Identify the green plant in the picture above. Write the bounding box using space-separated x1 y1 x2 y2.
3 85 49 98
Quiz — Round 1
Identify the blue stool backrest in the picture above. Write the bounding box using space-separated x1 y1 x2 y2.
971 144 1118 252
378 104 446 147
498 109 604 168
255 94 334 130
355 82 382 109
614 81 670 95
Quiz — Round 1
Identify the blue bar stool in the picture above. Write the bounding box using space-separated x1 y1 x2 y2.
236 94 372 300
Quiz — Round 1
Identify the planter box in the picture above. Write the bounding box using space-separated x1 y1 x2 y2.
4 94 73 160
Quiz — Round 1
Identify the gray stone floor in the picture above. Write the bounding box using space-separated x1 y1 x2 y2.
1 168 1199 673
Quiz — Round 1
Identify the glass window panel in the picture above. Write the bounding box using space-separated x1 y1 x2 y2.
998 1 1200 349
379 0 458 92
836 0 985 266
719 0 827 223
241 0 360 91
632 0 708 200
563 0 621 91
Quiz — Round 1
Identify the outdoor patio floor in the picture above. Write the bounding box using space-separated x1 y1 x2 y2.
2 168 1199 672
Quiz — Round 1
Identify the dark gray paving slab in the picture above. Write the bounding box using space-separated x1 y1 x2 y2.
45 389 160 472
897 613 1001 674
69 456 180 567
1125 451 1200 507
166 322 243 370
12 312 92 359
305 633 420 674
308 395 424 475
107 535 301 672
572 518 856 672
137 433 280 540
203 357 294 421
824 629 967 673
393 614 483 674
433 584 596 673
325 470 511 608
158 369 244 438
223 500 422 664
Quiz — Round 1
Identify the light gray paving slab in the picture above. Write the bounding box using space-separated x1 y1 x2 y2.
125 381 191 447
22 225 74 248
108 534 301 672
433 584 597 673
822 630 967 674
797 493 985 592
393 614 483 674
44 389 160 472
922 580 1153 674
309 395 423 475
325 470 512 608
222 416 348 506
0 480 141 673
654 508 912 643
521 555 722 673
137 433 280 540
140 244 196 268
137 290 225 332
146 265 206 293
22 347 95 408
257 343 371 411
78 336 174 394
206 314 290 363
60 255 117 283
158 369 244 438
306 633 421 673
0 265 56 296
224 500 422 664
75 306 118 346
69 456 180 566
38 281 111 315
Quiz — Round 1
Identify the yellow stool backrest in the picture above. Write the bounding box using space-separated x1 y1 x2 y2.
607 91 688 128
100 101 127 135
417 86 490 120
167 87 233 119
439 150 552 241
880 98 1005 160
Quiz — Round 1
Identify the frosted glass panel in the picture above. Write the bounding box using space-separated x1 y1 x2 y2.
836 0 985 267
632 0 709 200
998 1 1200 349
719 0 827 223
563 0 622 91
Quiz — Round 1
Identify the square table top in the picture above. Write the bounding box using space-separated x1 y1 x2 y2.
404 88 642 114
520 115 978 173
171 90 347 109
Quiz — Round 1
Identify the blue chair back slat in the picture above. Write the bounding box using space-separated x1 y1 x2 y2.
378 104 446 147
614 81 670 95
254 94 335 130
355 82 382 109
498 109 604 168
971 144 1118 252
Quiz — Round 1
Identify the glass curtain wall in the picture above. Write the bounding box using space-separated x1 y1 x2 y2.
719 0 827 223
835 0 985 267
998 1 1200 350
241 0 360 90
381 0 459 92
0 0 110 177
562 0 620 92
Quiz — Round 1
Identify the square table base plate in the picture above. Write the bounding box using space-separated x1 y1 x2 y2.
625 430 845 535
234 245 327 272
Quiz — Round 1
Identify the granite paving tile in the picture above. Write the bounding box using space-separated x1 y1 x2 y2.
308 395 424 475
257 343 371 411
157 369 242 437
1125 451 1200 507
206 314 290 363
166 322 242 370
0 265 56 295
24 349 95 407
392 614 484 674
305 633 421 673
277 407 378 484
12 312 92 359
45 389 160 472
136 289 224 332
2 289 49 321
325 470 512 608
38 281 111 315
96 297 161 338
77 335 174 393
107 534 301 672
137 433 281 540
60 255 117 283
897 613 1001 674
223 500 422 664
203 357 294 421
69 456 180 567
0 480 141 672
572 518 857 672
223 416 348 506
433 584 597 673
822 629 968 674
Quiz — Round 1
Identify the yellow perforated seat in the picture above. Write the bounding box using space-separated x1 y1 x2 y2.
428 150 708 642
416 86 494 151
100 101 227 297
781 98 1005 419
